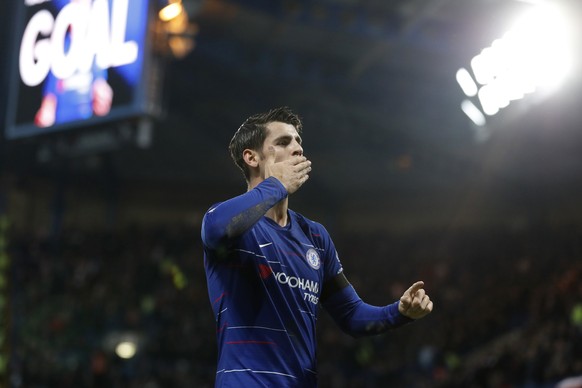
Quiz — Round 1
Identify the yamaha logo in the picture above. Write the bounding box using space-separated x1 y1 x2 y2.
305 248 321 270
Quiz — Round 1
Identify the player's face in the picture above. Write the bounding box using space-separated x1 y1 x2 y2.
261 122 303 162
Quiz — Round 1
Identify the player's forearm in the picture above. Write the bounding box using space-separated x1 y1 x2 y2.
201 177 288 249
322 285 413 338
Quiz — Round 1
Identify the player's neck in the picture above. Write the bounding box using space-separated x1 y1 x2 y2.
266 199 288 227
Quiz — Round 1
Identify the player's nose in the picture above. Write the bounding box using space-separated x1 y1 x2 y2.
292 141 303 157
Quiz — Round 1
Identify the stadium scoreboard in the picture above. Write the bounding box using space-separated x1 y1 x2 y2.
5 0 157 140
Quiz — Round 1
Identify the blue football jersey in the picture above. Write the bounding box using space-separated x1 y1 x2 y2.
202 178 343 387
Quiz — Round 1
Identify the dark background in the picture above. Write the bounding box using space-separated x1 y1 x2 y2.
1 1 582 387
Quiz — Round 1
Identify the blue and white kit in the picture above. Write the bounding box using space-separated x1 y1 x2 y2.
202 177 412 387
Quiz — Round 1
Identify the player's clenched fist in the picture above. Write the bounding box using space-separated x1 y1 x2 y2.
398 281 433 320
262 147 312 194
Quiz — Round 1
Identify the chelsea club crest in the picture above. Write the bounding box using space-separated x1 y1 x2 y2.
305 248 321 270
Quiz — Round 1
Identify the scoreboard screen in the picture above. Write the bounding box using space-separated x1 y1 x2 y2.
5 0 152 139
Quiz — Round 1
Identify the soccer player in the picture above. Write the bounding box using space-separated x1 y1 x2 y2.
201 107 433 387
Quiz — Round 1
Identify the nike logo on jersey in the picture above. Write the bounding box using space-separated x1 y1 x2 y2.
259 242 273 248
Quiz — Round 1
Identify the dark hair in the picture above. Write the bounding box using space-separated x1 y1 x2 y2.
229 106 303 181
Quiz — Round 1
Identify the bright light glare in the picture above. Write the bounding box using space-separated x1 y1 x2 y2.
115 341 137 359
461 100 486 126
514 0 544 4
471 47 498 86
159 2 183 22
465 2 573 118
456 68 478 97
510 4 573 89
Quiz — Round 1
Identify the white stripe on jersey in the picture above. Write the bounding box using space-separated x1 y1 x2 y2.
218 368 297 379
216 307 228 321
234 248 266 258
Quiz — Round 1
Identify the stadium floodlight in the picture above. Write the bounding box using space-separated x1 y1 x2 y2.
461 100 486 127
456 68 478 97
477 85 499 116
508 3 573 91
471 47 498 86
456 1 573 126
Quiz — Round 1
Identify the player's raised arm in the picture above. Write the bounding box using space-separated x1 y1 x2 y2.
201 177 288 250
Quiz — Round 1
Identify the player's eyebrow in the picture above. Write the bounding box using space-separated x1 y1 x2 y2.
274 134 302 145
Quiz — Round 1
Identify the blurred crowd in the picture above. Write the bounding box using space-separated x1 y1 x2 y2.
317 227 582 388
7 223 582 387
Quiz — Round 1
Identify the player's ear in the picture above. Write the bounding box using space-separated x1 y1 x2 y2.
243 149 260 169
